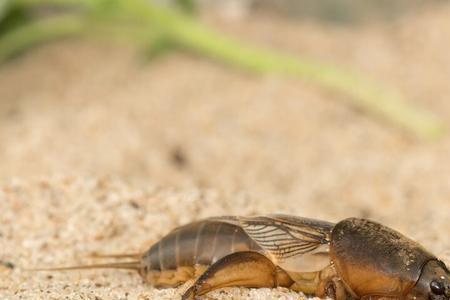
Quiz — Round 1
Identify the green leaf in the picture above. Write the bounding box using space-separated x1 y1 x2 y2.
0 0 11 21
174 0 196 15
0 1 31 37
143 34 176 60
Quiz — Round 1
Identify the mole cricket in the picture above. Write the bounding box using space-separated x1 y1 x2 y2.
34 215 450 300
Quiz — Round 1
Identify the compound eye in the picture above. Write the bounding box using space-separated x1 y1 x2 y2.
430 281 445 295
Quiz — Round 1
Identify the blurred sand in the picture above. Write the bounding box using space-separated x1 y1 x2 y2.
1 3 450 299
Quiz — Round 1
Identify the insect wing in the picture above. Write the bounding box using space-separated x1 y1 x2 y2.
238 215 334 272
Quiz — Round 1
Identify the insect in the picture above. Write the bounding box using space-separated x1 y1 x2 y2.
36 215 450 300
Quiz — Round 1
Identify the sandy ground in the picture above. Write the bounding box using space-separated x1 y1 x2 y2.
1 3 450 300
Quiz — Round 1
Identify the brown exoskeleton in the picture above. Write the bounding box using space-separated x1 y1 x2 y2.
36 215 450 300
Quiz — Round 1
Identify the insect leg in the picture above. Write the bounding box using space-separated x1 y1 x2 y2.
316 266 354 300
322 277 351 300
360 296 400 300
181 251 293 300
88 252 142 260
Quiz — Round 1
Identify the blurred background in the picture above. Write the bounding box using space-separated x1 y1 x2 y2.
0 0 449 298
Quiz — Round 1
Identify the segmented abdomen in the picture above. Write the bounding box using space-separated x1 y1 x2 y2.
142 217 262 272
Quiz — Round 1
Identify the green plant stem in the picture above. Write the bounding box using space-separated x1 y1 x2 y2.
0 15 86 62
125 0 446 140
14 0 89 7
8 0 448 139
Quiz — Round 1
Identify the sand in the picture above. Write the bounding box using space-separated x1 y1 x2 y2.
1 3 450 299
